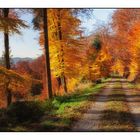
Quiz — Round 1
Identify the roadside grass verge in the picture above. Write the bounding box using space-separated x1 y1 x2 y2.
37 83 105 131
101 77 112 83
123 82 140 95
132 83 140 92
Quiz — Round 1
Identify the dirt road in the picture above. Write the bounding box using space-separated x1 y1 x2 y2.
72 78 139 131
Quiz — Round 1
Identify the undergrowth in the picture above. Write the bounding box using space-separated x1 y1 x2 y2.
3 82 105 132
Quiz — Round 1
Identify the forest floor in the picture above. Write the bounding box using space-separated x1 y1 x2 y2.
3 77 140 132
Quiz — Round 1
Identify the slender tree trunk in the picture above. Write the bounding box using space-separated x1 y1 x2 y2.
63 76 67 93
88 65 91 80
57 77 61 92
4 33 10 69
57 9 67 93
43 9 53 99
3 8 12 107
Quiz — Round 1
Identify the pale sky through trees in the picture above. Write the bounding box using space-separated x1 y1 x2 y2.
0 9 115 58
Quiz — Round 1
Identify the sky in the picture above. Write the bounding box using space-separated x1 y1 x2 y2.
0 9 116 58
81 9 116 35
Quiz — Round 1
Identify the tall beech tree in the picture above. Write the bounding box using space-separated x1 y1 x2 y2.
39 9 83 94
0 8 27 106
111 9 140 80
32 9 53 98
42 9 53 98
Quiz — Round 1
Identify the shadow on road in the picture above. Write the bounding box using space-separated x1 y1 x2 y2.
72 78 140 132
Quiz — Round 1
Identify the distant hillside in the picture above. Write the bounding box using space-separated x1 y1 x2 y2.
0 57 34 65
12 57 33 64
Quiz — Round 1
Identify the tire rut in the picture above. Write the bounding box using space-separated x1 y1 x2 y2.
72 81 113 131
122 79 140 131
72 78 137 132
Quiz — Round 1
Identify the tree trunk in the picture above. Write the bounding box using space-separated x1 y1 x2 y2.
3 8 12 107
63 76 67 93
43 9 53 99
4 33 10 69
57 9 67 93
57 77 61 92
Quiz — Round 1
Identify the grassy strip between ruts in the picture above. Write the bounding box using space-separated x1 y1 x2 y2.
10 82 106 132
99 82 136 131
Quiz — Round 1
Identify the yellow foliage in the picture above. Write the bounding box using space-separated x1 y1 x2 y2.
67 78 80 92
111 60 124 76
128 60 138 81
39 9 85 94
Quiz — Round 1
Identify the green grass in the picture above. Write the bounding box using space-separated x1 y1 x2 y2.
122 82 140 95
0 81 105 132
134 83 140 90
124 79 140 90
126 82 136 89
33 83 105 131
101 77 112 83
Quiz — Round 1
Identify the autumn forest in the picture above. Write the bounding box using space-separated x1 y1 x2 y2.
0 8 140 132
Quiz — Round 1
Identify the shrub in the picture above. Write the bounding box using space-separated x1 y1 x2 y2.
7 101 45 123
0 108 9 127
95 79 102 84
31 80 43 96
52 98 61 109
44 100 54 111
